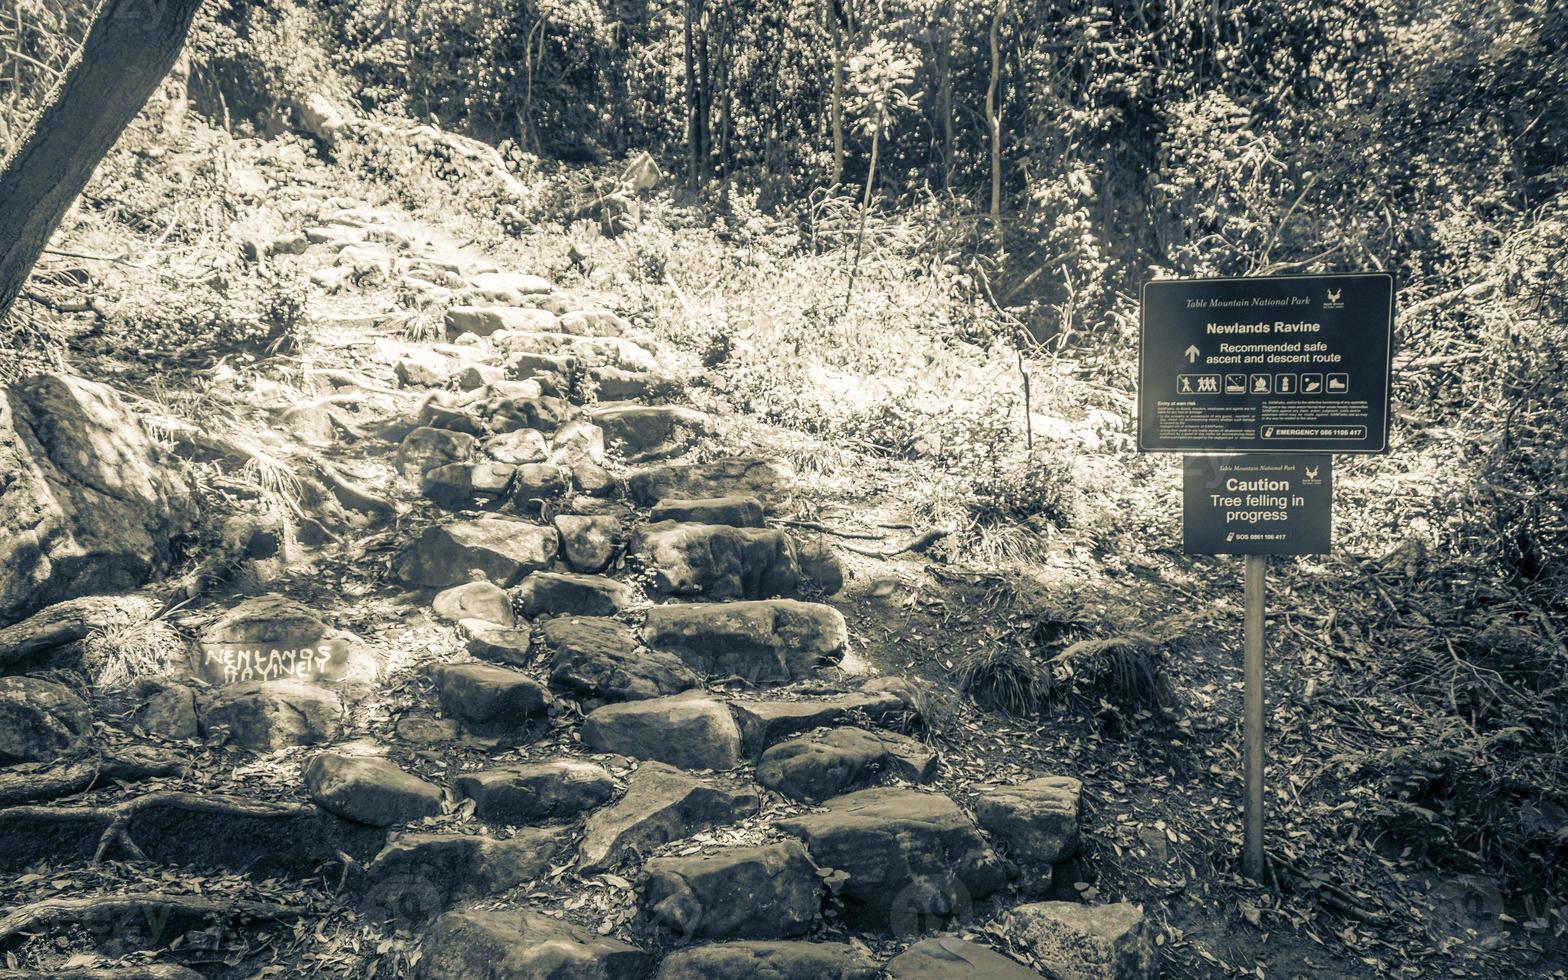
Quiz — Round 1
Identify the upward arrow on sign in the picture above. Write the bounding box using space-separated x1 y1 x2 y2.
1185 345 1200 363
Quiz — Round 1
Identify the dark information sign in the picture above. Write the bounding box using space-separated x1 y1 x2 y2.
1139 273 1393 453
1183 454 1331 555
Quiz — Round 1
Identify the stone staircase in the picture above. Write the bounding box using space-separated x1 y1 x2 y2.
0 202 1157 979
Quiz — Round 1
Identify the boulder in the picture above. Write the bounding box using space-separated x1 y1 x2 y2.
515 572 634 617
484 393 572 436
884 937 1045 979
416 401 486 437
553 514 621 573
972 776 1082 871
509 463 572 510
578 761 759 871
627 457 794 510
395 351 456 387
132 679 200 740
419 906 650 980
422 462 515 510
469 271 553 297
641 601 847 686
656 942 879 980
366 831 564 925
0 374 191 623
879 730 941 783
541 617 700 703
593 405 708 462
649 496 764 528
776 788 1007 932
454 760 616 824
397 427 477 479
395 518 558 588
581 691 742 771
644 840 821 939
631 522 801 599
992 902 1156 980
485 428 549 465
0 675 92 764
592 366 666 402
194 594 355 685
432 580 516 627
547 419 605 465
795 536 846 595
457 364 505 390
445 306 558 337
730 693 905 757
303 753 443 827
434 663 552 732
756 727 894 802
201 680 343 751
465 626 532 665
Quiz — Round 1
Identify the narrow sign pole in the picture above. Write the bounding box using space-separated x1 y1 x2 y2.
1242 554 1267 881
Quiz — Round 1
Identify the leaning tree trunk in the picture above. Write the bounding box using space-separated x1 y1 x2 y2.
0 0 205 321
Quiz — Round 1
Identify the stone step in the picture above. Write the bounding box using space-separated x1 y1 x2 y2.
628 456 795 510
885 937 1046 979
419 905 649 980
421 461 516 510
971 776 1083 890
641 600 848 686
539 616 701 703
204 680 342 751
755 726 938 802
453 759 616 824
514 571 634 617
581 691 742 771
642 839 821 939
465 624 532 665
467 270 553 297
591 404 708 461
577 762 759 871
433 663 553 736
396 426 475 479
303 752 443 827
492 331 656 373
649 495 765 528
631 521 802 599
431 580 515 627
445 305 557 337
362 830 564 924
775 787 1007 932
552 513 622 572
655 941 879 980
395 518 558 588
991 902 1156 980
729 691 905 757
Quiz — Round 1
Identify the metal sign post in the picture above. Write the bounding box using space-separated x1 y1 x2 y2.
1243 553 1266 881
1141 273 1393 883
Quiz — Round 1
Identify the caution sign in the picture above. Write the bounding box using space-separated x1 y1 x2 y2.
1183 454 1331 555
1139 273 1393 453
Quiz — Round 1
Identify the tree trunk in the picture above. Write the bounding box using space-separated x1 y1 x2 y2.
987 0 1005 258
684 0 699 189
936 8 954 190
844 123 882 308
0 0 206 321
830 9 846 187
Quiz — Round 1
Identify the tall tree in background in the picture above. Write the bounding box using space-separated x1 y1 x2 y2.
0 0 205 320
844 39 918 307
986 0 1007 258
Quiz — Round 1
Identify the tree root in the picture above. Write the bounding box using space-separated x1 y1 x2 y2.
0 791 315 866
0 892 310 945
0 594 163 671
0 747 184 807
839 526 954 557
